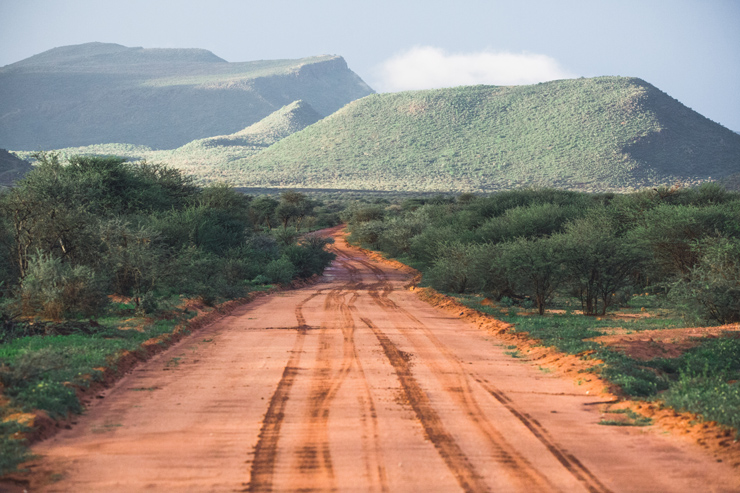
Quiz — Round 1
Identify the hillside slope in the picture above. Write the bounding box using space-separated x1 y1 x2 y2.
21 100 323 183
0 149 32 188
234 77 740 192
0 42 373 150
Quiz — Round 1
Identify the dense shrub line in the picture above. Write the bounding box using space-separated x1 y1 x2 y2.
345 185 740 322
0 153 337 318
347 187 740 435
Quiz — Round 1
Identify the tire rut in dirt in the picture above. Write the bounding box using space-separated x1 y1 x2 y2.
474 377 613 493
362 257 610 493
360 316 490 493
294 281 388 492
245 291 317 493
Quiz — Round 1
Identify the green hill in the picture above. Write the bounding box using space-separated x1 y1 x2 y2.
229 77 740 192
16 100 323 183
0 42 373 150
0 149 32 188
191 99 323 148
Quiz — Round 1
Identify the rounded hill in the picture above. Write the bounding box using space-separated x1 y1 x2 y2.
236 77 740 192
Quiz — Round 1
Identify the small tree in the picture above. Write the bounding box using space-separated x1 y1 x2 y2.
499 236 566 315
249 196 279 230
275 201 300 230
560 211 646 316
427 241 490 294
669 237 740 324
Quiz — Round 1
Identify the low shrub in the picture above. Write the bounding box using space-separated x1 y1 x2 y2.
18 252 108 319
264 257 296 285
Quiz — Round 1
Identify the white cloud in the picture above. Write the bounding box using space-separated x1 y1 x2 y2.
374 46 576 92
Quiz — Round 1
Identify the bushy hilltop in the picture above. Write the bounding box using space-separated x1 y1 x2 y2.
232 77 740 192
0 42 373 150
17 100 323 184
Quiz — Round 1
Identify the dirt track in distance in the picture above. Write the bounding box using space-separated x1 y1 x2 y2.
21 231 740 492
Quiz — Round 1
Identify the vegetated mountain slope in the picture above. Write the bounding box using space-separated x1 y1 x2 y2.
0 149 32 187
0 42 373 150
721 172 740 192
19 100 323 183
193 99 324 148
236 77 740 192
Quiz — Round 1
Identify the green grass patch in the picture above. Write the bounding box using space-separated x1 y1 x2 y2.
0 316 181 475
0 319 178 416
599 408 653 427
0 420 32 475
663 377 740 437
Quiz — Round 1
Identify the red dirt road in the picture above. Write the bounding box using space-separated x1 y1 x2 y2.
23 233 740 492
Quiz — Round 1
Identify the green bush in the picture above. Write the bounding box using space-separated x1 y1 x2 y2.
283 236 336 279
669 237 740 323
663 377 740 436
264 256 296 285
347 220 386 249
18 252 108 319
477 203 585 243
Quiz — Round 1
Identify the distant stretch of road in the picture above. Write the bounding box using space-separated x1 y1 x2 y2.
30 231 739 492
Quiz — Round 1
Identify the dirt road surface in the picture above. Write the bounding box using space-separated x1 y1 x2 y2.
23 232 739 492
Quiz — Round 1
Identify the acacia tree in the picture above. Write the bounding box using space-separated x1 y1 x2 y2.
274 191 315 230
499 236 566 315
249 196 279 230
559 211 646 316
0 153 93 278
98 219 163 307
427 241 490 293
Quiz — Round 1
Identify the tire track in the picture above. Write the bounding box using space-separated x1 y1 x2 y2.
245 291 320 493
360 316 489 493
474 377 613 493
291 263 389 492
369 288 554 490
292 288 349 490
358 254 612 493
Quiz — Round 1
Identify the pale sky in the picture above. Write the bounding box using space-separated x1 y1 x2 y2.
1 0 739 132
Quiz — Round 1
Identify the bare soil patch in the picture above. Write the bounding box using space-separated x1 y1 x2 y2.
591 323 740 360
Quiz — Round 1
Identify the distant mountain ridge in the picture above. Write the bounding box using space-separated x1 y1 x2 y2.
6 42 227 68
7 64 738 193
0 42 373 150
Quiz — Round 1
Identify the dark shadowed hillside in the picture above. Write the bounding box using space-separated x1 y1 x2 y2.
0 42 373 150
0 149 32 187
231 77 740 192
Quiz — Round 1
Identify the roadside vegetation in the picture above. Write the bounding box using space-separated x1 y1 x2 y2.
0 153 338 473
345 185 740 435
